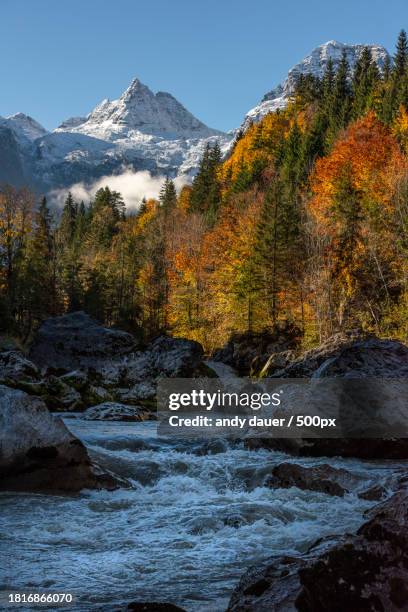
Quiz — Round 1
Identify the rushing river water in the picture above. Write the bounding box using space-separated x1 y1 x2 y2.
0 417 402 611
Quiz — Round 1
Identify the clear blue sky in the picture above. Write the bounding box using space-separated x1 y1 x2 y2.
1 0 407 132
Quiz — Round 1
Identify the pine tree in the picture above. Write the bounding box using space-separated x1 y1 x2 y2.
190 142 222 223
159 177 177 214
327 51 351 142
352 47 379 119
394 30 408 78
59 192 77 245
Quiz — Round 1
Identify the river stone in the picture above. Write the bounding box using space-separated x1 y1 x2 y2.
264 463 355 497
29 311 137 372
0 385 123 492
228 491 408 611
83 402 150 421
296 491 408 611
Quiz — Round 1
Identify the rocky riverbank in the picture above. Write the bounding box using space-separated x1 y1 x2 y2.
0 311 209 492
1 314 407 609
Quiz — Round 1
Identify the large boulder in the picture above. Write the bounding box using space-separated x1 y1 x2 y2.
99 335 204 391
296 491 408 611
264 463 357 497
246 335 408 459
228 490 408 612
0 385 123 492
212 322 301 376
272 333 408 378
29 311 137 372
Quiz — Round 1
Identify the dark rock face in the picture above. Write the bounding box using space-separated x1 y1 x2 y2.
212 322 301 376
0 385 124 492
29 311 137 372
272 333 408 378
0 126 26 185
228 491 408 612
246 334 408 459
264 463 354 497
148 335 204 377
297 491 408 612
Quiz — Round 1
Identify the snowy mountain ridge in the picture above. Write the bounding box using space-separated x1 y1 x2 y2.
242 40 390 130
60 78 222 140
0 39 391 192
0 112 48 145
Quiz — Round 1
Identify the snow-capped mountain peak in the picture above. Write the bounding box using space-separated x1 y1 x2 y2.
1 112 48 144
242 40 390 129
64 77 222 141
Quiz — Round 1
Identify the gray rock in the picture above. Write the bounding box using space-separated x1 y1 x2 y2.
246 335 408 459
83 402 150 421
116 381 156 403
29 311 137 372
272 333 408 378
59 370 88 391
0 385 123 492
264 463 356 497
0 350 39 385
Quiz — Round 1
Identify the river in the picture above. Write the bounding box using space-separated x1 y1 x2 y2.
0 416 401 611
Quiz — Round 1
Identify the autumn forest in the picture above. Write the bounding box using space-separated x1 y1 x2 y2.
1 31 408 353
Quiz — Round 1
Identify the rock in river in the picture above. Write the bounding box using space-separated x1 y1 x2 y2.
0 384 124 492
83 402 150 421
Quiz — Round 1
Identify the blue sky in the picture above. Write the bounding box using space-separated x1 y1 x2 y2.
1 0 407 131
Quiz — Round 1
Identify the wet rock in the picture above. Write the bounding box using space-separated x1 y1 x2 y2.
358 484 388 501
126 604 186 612
83 402 150 421
228 552 313 611
229 491 408 612
264 463 353 497
296 491 408 611
246 436 408 460
0 385 124 492
29 311 137 372
259 350 296 377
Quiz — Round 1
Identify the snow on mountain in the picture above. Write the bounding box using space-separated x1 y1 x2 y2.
241 40 390 130
0 112 48 145
65 78 222 140
27 77 232 189
1 42 391 192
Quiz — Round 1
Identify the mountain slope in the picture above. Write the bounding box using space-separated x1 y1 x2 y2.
241 40 389 130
